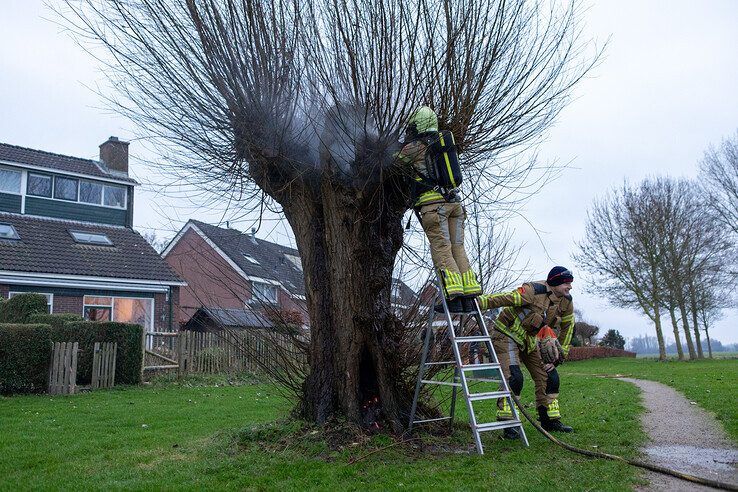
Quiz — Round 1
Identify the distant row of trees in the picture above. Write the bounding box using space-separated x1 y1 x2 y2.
628 334 738 355
575 132 738 360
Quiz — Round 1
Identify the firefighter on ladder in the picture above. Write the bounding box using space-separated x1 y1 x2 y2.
396 106 481 312
479 266 576 438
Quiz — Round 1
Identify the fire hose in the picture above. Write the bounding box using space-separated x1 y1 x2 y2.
509 393 738 491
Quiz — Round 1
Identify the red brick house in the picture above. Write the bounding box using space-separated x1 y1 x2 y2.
0 138 185 335
163 220 416 330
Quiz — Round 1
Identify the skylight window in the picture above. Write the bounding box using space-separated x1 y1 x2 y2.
285 254 303 271
0 223 19 240
70 230 113 246
243 254 260 264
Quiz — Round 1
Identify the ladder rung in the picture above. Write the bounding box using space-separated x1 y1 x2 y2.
424 361 456 366
412 416 452 424
468 390 509 401
460 363 500 371
475 420 524 432
420 379 462 387
454 336 490 343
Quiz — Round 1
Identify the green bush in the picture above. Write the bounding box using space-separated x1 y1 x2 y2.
0 294 48 323
28 312 85 328
0 324 54 395
52 322 143 385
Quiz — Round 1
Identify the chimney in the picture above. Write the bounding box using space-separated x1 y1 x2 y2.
99 136 129 174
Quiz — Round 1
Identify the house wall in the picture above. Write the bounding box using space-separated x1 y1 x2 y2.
165 228 253 324
0 284 178 331
165 228 310 326
0 192 21 213
25 196 128 226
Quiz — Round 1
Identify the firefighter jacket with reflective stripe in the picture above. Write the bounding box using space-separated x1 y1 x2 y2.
479 281 575 355
396 138 446 207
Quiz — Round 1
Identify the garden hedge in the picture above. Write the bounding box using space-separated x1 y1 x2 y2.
0 294 48 323
51 321 144 386
0 323 54 395
1 302 144 393
567 346 636 361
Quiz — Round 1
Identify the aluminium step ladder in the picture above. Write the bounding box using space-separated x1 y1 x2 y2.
407 274 528 454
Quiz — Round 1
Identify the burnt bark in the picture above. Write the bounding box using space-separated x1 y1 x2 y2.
273 167 412 430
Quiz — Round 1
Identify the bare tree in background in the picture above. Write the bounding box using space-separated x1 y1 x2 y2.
574 184 668 360
701 131 738 237
59 0 598 429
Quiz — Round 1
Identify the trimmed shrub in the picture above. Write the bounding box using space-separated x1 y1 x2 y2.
567 346 636 361
28 313 85 329
0 324 54 395
0 294 48 323
51 322 143 385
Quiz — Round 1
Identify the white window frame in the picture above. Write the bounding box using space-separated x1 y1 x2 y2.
27 172 53 198
70 230 114 246
251 281 278 304
82 295 155 333
24 173 127 210
0 166 22 195
9 291 53 313
102 184 127 209
53 175 79 202
79 180 104 205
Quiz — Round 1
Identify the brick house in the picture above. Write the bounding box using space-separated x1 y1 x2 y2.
0 138 185 335
163 220 416 330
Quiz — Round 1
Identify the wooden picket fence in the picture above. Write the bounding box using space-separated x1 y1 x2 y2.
48 341 78 395
177 330 307 375
91 342 117 389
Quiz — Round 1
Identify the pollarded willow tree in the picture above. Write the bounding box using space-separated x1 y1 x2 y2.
60 0 597 430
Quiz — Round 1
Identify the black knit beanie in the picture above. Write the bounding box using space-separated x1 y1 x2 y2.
547 266 574 286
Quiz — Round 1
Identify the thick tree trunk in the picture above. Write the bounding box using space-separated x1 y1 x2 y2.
282 178 411 431
668 306 684 360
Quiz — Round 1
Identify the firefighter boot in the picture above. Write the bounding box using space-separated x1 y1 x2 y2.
441 269 464 298
497 398 519 439
434 297 463 313
461 270 482 296
537 404 573 433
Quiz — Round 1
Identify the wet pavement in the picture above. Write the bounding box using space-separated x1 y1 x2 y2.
618 377 738 491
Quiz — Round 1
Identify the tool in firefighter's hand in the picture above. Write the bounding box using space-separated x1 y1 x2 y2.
537 326 564 369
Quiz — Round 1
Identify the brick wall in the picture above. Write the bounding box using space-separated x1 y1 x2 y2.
165 228 309 326
52 295 84 315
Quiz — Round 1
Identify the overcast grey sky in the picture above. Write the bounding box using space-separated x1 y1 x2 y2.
1 0 736 344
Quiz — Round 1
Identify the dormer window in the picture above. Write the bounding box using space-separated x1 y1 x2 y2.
103 184 126 208
70 230 113 246
80 181 103 204
0 167 21 194
243 254 260 264
54 176 79 201
27 173 52 197
0 223 19 240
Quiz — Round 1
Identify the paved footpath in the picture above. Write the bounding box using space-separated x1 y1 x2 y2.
618 378 738 491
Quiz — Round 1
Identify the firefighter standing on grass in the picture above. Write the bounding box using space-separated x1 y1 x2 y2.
479 266 576 437
396 106 481 312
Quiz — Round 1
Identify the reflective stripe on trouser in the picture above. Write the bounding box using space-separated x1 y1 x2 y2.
497 397 513 420
493 330 559 410
461 269 481 295
547 399 561 418
418 202 472 283
441 269 464 297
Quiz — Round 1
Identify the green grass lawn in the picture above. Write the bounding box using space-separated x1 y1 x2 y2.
0 358 733 490
564 357 738 443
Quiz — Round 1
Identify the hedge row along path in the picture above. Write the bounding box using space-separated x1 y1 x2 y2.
618 378 738 491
